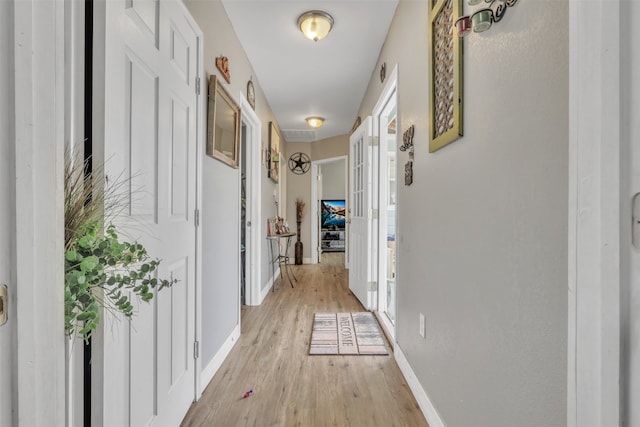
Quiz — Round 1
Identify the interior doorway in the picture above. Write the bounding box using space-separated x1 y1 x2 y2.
239 95 262 306
240 123 247 305
311 156 348 265
372 65 398 338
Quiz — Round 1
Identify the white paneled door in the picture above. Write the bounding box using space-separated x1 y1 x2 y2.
0 89 11 427
102 0 200 425
626 1 640 423
349 117 374 310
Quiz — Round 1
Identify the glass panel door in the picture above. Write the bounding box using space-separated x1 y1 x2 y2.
378 105 397 326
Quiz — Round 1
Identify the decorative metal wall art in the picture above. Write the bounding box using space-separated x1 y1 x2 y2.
401 125 415 186
380 62 386 83
216 56 231 83
288 152 311 175
247 77 255 110
399 125 415 153
405 161 413 186
428 0 463 153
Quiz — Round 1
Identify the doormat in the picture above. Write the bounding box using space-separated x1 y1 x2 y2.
309 312 388 355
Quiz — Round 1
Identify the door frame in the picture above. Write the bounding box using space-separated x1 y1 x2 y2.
311 155 348 264
371 64 398 339
567 1 621 426
192 11 205 402
239 94 262 306
8 0 67 424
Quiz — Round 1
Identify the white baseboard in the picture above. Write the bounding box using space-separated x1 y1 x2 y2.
199 324 240 395
395 345 447 427
259 267 279 303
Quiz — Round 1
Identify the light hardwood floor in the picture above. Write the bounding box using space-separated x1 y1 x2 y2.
181 253 429 427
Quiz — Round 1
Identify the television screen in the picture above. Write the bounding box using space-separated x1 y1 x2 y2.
321 200 346 230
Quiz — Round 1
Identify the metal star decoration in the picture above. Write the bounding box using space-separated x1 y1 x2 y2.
288 152 311 175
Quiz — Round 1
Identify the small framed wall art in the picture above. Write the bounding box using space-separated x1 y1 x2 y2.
268 122 281 183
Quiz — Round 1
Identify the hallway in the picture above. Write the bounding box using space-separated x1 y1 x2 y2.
181 254 428 426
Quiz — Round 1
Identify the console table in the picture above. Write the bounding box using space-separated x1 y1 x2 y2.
266 232 298 290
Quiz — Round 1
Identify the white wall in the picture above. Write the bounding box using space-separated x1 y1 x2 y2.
358 1 568 426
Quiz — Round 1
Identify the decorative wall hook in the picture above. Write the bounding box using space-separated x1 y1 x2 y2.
400 124 415 155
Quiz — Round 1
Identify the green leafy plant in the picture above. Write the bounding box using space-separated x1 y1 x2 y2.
64 154 176 341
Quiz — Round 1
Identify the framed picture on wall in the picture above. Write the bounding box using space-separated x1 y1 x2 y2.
428 0 463 152
207 75 240 167
268 122 281 183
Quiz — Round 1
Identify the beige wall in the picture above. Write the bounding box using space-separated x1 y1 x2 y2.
321 160 346 200
311 134 349 160
358 1 568 426
285 142 312 259
184 0 285 365
285 135 349 261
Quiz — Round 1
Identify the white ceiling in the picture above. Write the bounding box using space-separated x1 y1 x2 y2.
221 0 398 142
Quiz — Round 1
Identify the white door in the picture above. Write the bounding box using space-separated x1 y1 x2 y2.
349 117 374 309
626 1 640 423
0 62 12 427
317 166 323 263
0 179 11 425
0 0 13 420
102 0 200 425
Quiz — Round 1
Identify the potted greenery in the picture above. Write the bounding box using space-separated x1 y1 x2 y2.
64 155 175 341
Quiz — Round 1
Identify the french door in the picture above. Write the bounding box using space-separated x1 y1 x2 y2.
349 117 375 309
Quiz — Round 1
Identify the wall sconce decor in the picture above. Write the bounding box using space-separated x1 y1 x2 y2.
455 0 519 36
428 0 464 152
380 62 386 83
216 56 231 83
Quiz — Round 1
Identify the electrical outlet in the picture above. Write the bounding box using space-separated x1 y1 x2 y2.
419 313 425 338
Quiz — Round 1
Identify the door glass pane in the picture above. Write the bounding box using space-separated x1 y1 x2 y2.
385 113 397 325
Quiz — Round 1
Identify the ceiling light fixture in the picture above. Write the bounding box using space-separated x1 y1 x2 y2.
306 116 325 128
297 11 334 42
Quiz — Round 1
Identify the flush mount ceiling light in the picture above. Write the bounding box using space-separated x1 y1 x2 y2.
297 10 334 42
306 116 325 128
